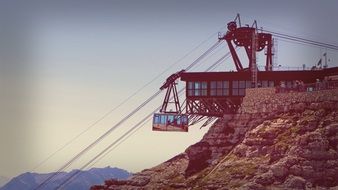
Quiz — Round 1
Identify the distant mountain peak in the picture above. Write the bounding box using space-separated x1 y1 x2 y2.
0 176 9 189
0 167 131 190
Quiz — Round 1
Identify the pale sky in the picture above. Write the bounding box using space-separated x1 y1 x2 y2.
1 0 338 178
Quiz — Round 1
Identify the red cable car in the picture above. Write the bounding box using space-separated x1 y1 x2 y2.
152 70 189 132
152 113 188 132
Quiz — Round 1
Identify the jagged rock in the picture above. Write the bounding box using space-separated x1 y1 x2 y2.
298 120 318 134
243 137 274 146
127 176 150 186
271 163 289 179
204 183 227 190
289 164 302 176
185 141 212 176
284 175 306 189
325 123 338 136
233 144 249 157
241 182 266 190
254 171 274 185
169 183 187 188
293 102 306 112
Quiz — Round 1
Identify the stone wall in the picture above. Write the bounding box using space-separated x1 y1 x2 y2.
239 88 338 114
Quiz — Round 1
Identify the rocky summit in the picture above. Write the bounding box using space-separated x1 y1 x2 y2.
91 88 338 190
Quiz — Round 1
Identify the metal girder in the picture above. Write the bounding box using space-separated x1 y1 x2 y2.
186 97 242 117
160 82 181 114
218 14 273 72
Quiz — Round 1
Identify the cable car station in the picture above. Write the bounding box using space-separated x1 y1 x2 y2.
153 14 338 132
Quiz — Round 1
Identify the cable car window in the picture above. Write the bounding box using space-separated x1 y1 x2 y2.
176 116 181 125
160 115 167 124
269 81 274 87
153 114 188 132
167 115 174 124
181 116 188 125
154 115 160 124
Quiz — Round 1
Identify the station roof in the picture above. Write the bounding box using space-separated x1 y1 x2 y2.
180 67 338 83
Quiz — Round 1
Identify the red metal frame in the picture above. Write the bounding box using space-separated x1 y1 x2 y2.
160 69 185 113
158 14 338 119
186 97 241 117
218 15 273 72
160 82 181 113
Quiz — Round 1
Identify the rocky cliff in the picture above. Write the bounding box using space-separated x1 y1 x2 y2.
91 88 338 190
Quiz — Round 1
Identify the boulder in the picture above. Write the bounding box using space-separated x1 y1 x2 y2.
271 163 289 179
284 175 306 189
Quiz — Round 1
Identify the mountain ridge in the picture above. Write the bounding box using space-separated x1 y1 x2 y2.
1 166 131 190
0 177 9 188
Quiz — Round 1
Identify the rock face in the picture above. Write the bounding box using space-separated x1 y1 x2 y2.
91 88 338 190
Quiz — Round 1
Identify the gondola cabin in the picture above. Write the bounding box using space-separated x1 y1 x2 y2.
152 113 188 132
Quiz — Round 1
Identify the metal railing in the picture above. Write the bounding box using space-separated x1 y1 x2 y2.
275 80 338 93
257 65 328 71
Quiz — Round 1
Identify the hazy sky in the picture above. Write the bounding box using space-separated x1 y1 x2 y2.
1 0 338 178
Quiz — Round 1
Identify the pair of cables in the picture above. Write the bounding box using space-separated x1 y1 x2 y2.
35 38 223 190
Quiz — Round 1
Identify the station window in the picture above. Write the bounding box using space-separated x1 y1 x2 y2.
286 81 293 88
232 80 247 96
187 81 207 96
261 80 268 87
246 81 252 88
248 80 275 88
210 81 229 96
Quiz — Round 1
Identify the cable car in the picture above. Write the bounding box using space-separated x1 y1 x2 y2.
152 113 188 132
152 69 189 132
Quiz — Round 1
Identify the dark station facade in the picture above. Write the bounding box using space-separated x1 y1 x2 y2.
181 67 338 117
